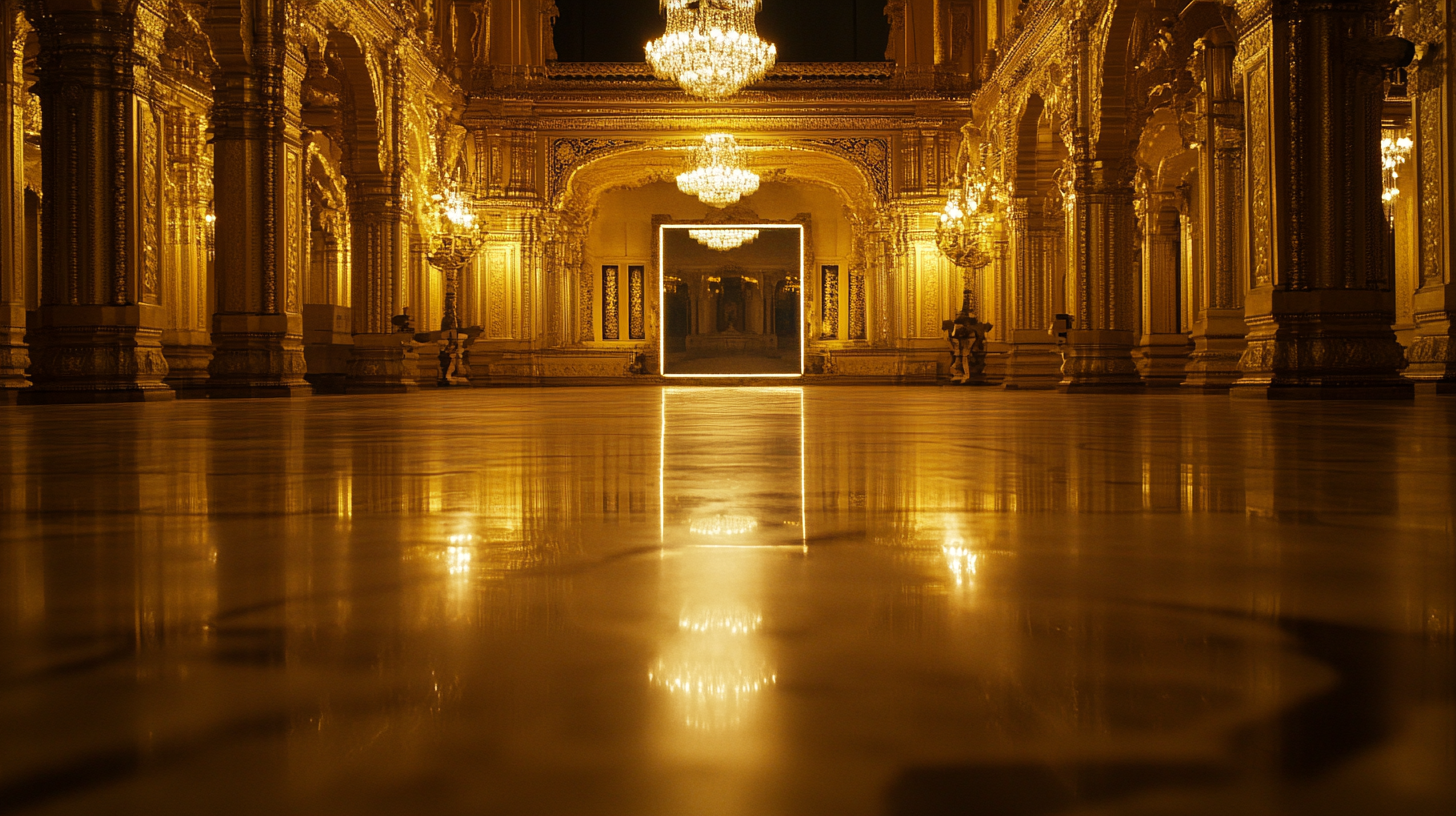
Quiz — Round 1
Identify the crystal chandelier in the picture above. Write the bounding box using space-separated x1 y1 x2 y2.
1381 132 1413 222
427 186 480 272
677 133 760 208
646 0 777 99
426 180 482 330
936 146 1002 271
689 227 760 251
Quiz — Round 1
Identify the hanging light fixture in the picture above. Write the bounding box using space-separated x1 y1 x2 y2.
689 227 760 251
1381 131 1413 222
646 0 777 100
677 133 760 208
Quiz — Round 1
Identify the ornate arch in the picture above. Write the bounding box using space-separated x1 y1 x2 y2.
554 141 885 225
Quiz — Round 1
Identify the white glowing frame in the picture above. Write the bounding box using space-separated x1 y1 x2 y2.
658 223 805 378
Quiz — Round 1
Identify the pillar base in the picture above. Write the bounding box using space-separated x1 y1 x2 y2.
1234 303 1411 400
347 333 421 393
22 305 174 404
0 306 31 394
162 330 214 399
303 305 353 394
1001 331 1061 390
1182 311 1246 392
1135 333 1192 388
1058 330 1143 392
209 314 309 398
1405 325 1455 389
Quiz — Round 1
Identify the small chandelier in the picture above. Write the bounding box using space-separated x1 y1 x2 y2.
427 184 480 271
937 146 1002 270
677 133 760 208
689 227 759 251
1381 132 1413 222
646 0 777 99
426 179 482 337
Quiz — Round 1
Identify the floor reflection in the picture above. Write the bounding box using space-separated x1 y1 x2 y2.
0 389 1452 815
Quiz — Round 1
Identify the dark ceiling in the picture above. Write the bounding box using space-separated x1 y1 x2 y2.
553 1 891 63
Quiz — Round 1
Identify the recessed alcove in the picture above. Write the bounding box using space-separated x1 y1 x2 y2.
659 224 804 376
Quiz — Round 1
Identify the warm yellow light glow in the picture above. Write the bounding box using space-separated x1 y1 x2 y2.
679 610 762 635
1382 134 1413 219
659 225 804 377
689 514 759 536
943 538 978 587
445 545 473 575
689 227 760 250
649 663 777 699
677 134 760 208
646 0 777 99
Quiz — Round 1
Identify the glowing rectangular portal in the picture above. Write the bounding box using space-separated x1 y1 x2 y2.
658 224 805 378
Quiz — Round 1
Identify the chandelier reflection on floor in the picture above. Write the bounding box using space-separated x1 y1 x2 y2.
688 514 759 536
678 133 760 208
646 0 777 99
689 227 760 251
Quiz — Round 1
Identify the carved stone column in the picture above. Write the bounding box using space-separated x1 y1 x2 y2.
1406 6 1456 392
1060 160 1143 391
1184 32 1247 391
1002 196 1061 389
0 10 29 401
208 21 309 398
159 102 214 397
347 192 418 392
1137 193 1191 386
1232 0 1414 398
22 6 173 403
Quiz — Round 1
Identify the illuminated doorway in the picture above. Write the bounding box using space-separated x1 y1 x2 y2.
659 224 804 377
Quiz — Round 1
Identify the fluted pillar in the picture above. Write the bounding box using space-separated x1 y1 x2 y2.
21 5 173 403
1060 160 1142 391
0 10 29 401
1002 196 1061 389
1406 4 1456 393
347 192 418 392
1137 195 1191 387
207 13 309 398
1232 0 1414 398
1183 31 1247 391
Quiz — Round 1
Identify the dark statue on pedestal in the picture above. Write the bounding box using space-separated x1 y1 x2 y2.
942 290 992 385
415 291 482 387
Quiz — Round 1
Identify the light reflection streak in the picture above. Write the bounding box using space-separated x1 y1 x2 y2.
658 386 806 550
652 387 803 736
943 538 978 587
689 515 759 536
679 610 762 635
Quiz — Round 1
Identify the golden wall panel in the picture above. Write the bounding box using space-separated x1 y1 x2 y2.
821 265 839 339
628 265 645 340
849 271 866 340
603 265 620 341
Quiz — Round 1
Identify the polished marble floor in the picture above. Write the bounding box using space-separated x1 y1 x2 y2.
1 387 1453 815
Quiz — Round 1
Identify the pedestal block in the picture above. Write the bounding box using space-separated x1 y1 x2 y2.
348 333 420 393
1135 333 1192 388
209 313 310 398
0 305 29 400
1058 330 1143 392
1406 287 1456 394
1233 291 1413 399
1183 310 1246 392
303 305 353 394
1001 330 1061 390
162 329 214 398
21 304 173 403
